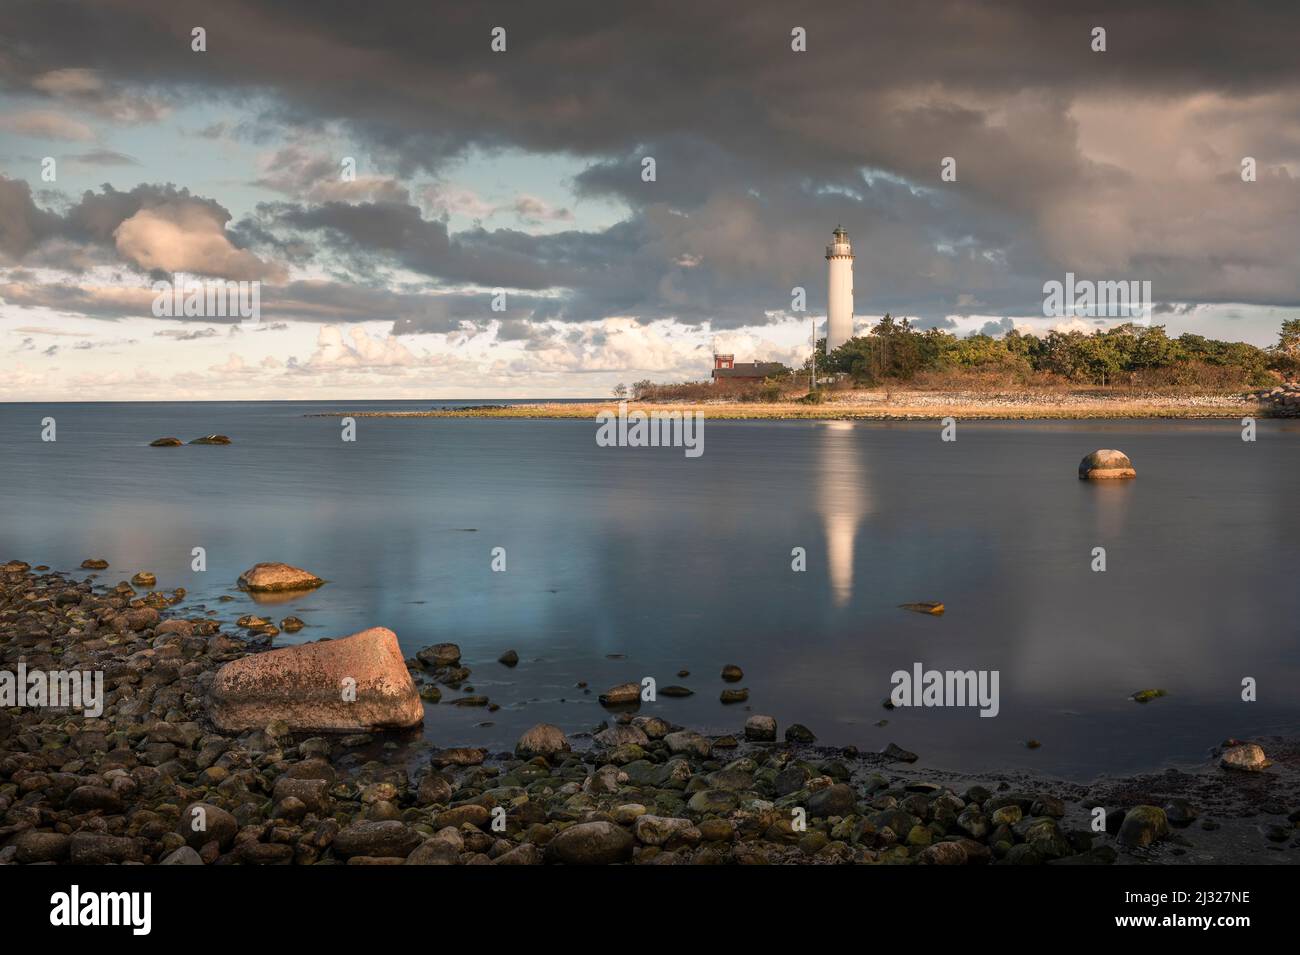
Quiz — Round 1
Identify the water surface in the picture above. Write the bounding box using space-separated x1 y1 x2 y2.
2 401 1297 780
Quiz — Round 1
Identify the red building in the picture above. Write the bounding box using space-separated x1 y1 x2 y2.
711 353 790 384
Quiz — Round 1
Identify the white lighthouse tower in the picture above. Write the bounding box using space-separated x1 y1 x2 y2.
825 224 854 351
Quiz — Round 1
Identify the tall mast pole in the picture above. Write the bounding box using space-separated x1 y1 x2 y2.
810 317 816 391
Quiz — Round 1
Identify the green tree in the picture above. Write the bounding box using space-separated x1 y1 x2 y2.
1277 319 1300 359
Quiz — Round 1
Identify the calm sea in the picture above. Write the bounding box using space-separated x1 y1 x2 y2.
2 400 1298 780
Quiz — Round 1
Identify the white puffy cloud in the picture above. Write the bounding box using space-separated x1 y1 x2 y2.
305 324 419 369
113 201 285 281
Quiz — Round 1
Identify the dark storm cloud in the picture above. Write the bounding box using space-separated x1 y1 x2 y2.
0 279 158 318
243 181 1050 329
3 0 1300 323
0 177 245 270
978 317 1016 337
5 1 1296 170
0 178 62 259
913 316 959 331
0 273 513 330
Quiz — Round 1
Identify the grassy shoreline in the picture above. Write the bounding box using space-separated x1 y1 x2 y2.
308 390 1272 421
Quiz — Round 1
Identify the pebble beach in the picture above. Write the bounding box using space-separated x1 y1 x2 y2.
2 559 1296 866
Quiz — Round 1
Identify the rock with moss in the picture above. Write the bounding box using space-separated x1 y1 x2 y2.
1117 805 1169 847
1132 688 1167 703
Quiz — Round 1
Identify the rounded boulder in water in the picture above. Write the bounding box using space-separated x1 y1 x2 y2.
237 562 324 592
1078 449 1136 480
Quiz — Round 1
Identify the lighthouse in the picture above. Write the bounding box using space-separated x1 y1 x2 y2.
825 225 854 351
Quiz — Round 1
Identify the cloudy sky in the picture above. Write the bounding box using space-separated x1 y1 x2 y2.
2 0 1298 400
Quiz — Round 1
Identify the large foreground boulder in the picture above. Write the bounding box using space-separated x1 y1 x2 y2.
1078 449 1136 480
237 562 324 592
208 627 422 733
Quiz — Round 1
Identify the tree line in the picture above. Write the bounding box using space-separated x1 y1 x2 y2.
815 316 1300 388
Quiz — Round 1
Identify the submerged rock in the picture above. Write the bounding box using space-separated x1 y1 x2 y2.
899 601 945 615
207 626 422 733
189 434 232 445
416 642 461 667
785 723 816 743
498 649 519 666
237 562 324 593
599 682 640 706
1078 448 1136 480
79 558 109 570
149 437 183 447
720 664 744 682
1132 688 1167 703
883 742 919 763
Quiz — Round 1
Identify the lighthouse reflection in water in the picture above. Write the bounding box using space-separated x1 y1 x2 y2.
818 421 871 607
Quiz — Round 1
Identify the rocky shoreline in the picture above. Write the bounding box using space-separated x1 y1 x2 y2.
306 389 1281 421
2 559 1296 866
1246 382 1300 417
